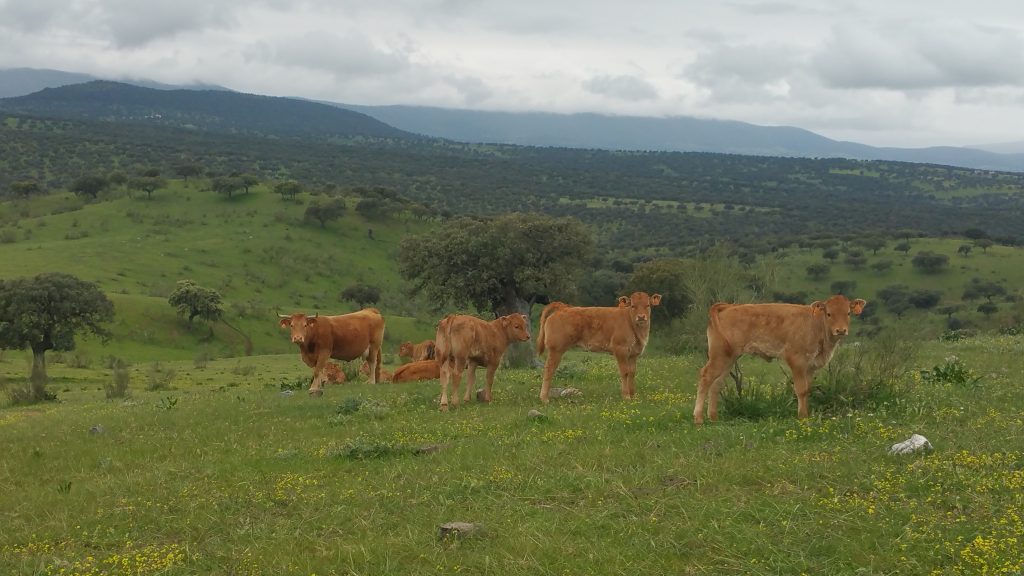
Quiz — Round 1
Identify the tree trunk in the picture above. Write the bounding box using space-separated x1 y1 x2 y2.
495 295 537 368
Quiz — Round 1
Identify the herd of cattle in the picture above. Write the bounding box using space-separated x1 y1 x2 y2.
277 292 867 422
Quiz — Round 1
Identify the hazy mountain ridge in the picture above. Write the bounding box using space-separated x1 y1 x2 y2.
339 104 1024 172
0 67 228 98
0 80 415 141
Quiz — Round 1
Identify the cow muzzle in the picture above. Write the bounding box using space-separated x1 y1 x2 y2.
832 328 848 336
291 335 305 343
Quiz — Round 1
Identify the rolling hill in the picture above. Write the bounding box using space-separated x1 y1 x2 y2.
0 81 416 141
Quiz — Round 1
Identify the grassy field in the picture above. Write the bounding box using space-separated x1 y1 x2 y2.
2 333 1022 575
0 183 438 362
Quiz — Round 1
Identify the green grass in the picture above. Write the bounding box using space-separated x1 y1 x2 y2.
1 336 1022 575
0 183 437 362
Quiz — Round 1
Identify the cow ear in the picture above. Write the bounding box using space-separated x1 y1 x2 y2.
617 296 630 307
850 299 867 315
811 301 826 316
650 294 662 306
520 314 529 323
278 317 291 329
305 316 318 326
499 316 510 326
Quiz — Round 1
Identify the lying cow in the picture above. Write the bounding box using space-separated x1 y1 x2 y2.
398 340 436 362
391 359 441 383
435 313 530 411
693 294 867 424
278 308 385 396
359 360 393 383
322 362 346 384
536 292 662 402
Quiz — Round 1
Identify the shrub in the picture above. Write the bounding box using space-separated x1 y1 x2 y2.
68 351 91 369
922 356 982 388
146 362 176 391
106 366 131 399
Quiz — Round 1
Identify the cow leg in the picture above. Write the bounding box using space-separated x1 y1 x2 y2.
626 356 639 399
615 353 632 400
439 358 450 412
483 363 498 403
540 350 564 403
695 354 734 424
365 345 379 385
309 352 331 397
450 357 466 408
463 361 477 403
788 362 814 419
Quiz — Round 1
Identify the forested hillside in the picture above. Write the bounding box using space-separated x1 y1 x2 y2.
3 111 1023 260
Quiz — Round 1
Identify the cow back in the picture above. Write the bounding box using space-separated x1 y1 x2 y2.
541 305 644 355
322 309 386 361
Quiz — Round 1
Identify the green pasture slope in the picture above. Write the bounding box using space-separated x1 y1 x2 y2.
1 336 1022 574
0 183 437 363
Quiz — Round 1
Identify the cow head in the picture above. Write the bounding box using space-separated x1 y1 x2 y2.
811 295 867 338
278 313 318 344
618 292 662 327
499 313 531 342
398 341 414 357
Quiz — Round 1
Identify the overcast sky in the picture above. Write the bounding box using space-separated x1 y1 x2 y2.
2 0 1023 148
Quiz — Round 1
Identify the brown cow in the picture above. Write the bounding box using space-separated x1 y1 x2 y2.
391 359 441 383
278 308 385 396
536 292 662 402
398 340 436 362
693 294 867 424
322 362 346 384
434 313 531 411
359 360 393 383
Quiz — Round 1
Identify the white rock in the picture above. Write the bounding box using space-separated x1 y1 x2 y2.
888 434 933 455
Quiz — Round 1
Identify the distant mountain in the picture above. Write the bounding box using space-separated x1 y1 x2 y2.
0 67 229 97
0 81 415 140
0 68 98 98
970 141 1024 155
340 105 1024 172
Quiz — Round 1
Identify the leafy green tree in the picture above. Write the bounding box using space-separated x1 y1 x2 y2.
71 174 110 199
974 238 994 253
821 248 839 262
399 213 594 367
860 237 888 255
909 289 941 310
355 198 387 220
9 179 43 199
843 253 867 270
977 301 998 317
911 251 949 274
957 244 973 257
962 278 1006 302
869 259 893 274
304 198 347 228
174 162 203 181
830 280 858 296
894 241 911 256
963 228 988 240
625 258 689 321
806 263 830 280
128 176 166 200
107 170 128 189
168 280 223 326
239 174 260 195
211 176 243 199
275 180 302 201
878 284 912 318
0 273 114 394
340 283 381 308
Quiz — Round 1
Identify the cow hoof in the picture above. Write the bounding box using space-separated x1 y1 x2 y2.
440 403 449 412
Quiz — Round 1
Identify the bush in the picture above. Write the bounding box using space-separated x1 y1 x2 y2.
68 351 91 369
193 349 213 369
106 366 131 399
146 362 176 391
280 376 308 391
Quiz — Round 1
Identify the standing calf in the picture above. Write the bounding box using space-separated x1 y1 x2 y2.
434 313 530 411
536 292 661 402
693 294 867 423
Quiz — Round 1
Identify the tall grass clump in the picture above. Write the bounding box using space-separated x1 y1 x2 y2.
146 362 176 391
105 364 131 399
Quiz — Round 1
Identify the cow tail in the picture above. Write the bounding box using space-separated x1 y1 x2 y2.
425 342 436 361
536 302 561 356
707 303 733 357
